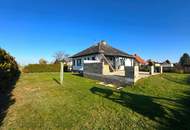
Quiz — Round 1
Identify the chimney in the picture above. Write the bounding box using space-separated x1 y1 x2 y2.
101 40 107 45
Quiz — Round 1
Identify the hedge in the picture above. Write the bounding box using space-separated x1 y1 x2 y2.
23 64 69 73
0 48 20 92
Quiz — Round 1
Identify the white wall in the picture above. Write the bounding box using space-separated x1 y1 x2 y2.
162 64 174 68
117 58 134 70
84 60 100 64
125 58 134 67
72 54 101 71
72 54 134 71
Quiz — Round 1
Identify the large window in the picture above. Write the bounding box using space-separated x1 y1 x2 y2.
77 59 82 66
73 60 75 66
120 59 125 66
109 57 113 61
92 57 96 60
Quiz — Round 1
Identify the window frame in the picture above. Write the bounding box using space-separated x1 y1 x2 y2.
73 60 76 66
77 59 82 66
92 57 96 60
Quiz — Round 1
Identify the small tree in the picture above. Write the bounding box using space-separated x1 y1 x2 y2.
39 58 47 64
179 53 190 67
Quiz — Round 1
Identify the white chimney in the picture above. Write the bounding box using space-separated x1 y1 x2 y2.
101 40 107 45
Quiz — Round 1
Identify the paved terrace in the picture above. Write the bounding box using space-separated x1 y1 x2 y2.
106 70 160 81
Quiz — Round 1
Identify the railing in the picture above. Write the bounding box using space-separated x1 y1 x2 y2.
100 54 115 72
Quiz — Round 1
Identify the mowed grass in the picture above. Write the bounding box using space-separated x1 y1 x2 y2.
0 72 190 130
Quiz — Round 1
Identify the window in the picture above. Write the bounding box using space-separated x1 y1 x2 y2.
120 59 125 65
84 58 86 60
77 59 82 66
73 60 75 66
87 57 90 60
92 57 96 60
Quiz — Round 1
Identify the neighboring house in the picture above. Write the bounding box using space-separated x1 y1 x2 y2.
64 60 72 71
146 59 174 72
54 58 73 71
147 59 161 67
133 54 147 65
162 60 174 68
71 40 134 72
161 60 174 72
155 62 161 67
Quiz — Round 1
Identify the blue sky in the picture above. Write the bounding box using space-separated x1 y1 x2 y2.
0 0 190 65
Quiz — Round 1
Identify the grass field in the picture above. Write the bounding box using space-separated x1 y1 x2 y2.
0 72 190 130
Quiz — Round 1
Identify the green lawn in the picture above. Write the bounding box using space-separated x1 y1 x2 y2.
0 72 190 130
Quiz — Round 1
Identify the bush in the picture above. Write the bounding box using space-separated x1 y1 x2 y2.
163 67 175 73
139 65 150 72
0 48 20 92
23 64 69 73
174 64 184 74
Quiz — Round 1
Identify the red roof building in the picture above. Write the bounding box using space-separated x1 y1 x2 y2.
134 54 147 65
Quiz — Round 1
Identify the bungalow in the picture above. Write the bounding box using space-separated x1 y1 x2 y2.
71 40 134 72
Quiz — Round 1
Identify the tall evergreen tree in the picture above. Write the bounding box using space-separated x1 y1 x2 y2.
179 53 190 67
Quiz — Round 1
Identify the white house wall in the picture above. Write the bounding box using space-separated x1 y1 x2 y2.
117 57 134 70
72 54 101 71
162 64 174 67
125 58 134 66
72 54 134 71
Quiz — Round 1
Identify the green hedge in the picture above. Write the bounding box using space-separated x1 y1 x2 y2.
23 64 69 73
139 65 150 72
0 48 20 92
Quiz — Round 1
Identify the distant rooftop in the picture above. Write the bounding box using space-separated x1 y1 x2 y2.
134 54 147 65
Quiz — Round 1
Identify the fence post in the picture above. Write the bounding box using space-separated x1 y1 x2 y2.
60 62 64 85
150 66 154 75
160 65 163 74
134 65 139 82
125 65 139 84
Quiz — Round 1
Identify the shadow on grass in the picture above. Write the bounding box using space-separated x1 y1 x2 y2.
53 78 61 85
72 73 83 77
90 87 168 124
90 85 190 130
186 75 190 84
162 74 190 85
0 72 20 126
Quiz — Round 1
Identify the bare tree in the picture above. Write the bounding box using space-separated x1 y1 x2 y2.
53 51 70 64
54 51 65 61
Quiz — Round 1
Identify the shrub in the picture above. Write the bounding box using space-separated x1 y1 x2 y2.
139 65 150 72
163 67 175 73
23 64 69 73
0 48 20 92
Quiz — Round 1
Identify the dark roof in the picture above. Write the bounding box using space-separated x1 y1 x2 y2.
162 60 172 64
71 41 133 58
